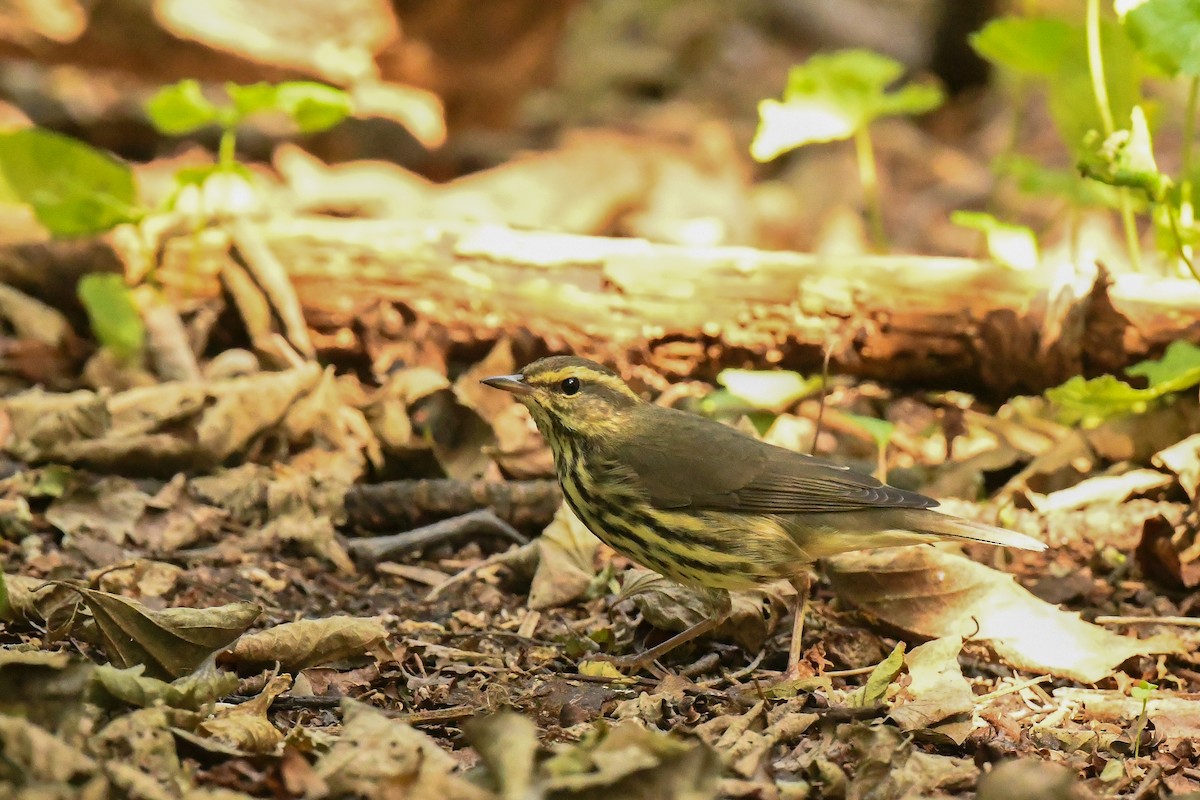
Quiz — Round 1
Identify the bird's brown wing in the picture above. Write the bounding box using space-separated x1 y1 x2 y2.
611 405 937 514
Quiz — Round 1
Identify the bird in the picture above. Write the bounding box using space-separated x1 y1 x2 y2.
482 355 1046 678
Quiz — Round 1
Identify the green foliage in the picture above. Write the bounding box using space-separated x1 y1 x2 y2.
1127 338 1200 392
1130 678 1158 758
1123 0 1200 76
751 49 943 161
847 642 905 707
997 155 1127 209
715 368 822 411
972 15 1144 157
950 211 1039 270
0 129 141 237
1078 105 1168 199
144 79 221 135
77 274 145 363
843 413 896 451
1046 340 1200 426
145 80 353 138
1045 374 1154 426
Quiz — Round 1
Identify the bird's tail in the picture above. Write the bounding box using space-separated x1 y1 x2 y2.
906 509 1046 551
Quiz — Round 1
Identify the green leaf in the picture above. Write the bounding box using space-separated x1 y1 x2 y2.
751 49 943 161
848 642 905 707
1123 0 1200 76
996 155 1128 209
971 17 1075 76
843 413 896 449
950 210 1040 270
227 81 353 133
145 79 222 135
1130 679 1158 702
77 273 145 363
1045 374 1154 426
1079 105 1168 200
716 369 822 411
273 82 353 133
226 82 279 119
0 129 141 237
974 16 1144 157
1126 339 1200 394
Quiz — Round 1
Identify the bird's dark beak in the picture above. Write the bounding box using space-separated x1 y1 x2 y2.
481 373 535 396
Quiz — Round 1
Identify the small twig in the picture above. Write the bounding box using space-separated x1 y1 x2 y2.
424 541 536 602
1095 615 1200 628
227 694 342 711
391 705 479 725
974 674 1051 705
346 478 561 533
1130 764 1163 800
824 664 881 678
679 652 721 679
349 509 528 565
697 649 767 689
812 704 888 723
554 671 657 688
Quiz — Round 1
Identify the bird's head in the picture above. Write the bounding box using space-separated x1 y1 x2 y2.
481 356 641 444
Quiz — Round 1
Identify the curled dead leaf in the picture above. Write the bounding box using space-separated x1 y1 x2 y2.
528 504 598 610
826 546 1183 683
225 616 387 671
68 586 260 679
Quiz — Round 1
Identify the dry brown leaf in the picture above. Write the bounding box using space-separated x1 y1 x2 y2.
976 759 1089 800
839 723 977 798
1 573 76 626
826 546 1183 682
540 719 721 795
154 0 398 83
1135 514 1200 589
1054 687 1200 748
0 715 96 785
1153 433 1200 500
91 663 238 710
889 636 974 744
693 702 779 779
225 616 387 671
1026 469 1174 514
45 477 151 544
2 366 324 474
347 81 446 148
528 504 598 610
0 648 93 729
313 699 489 799
199 674 291 754
464 711 539 800
70 587 260 679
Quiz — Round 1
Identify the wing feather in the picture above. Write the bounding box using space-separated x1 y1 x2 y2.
612 405 937 514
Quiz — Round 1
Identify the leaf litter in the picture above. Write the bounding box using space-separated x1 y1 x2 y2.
2 348 1200 799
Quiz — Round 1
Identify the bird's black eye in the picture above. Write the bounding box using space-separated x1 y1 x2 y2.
560 377 581 395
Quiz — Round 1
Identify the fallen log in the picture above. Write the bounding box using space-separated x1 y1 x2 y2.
5 217 1198 395
254 218 1200 394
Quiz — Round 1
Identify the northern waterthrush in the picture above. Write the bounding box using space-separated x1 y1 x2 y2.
483 356 1045 676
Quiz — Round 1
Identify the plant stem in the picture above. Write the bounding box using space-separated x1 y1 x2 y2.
1183 77 1199 180
1085 0 1143 272
854 127 887 251
1085 0 1114 135
218 128 237 171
